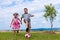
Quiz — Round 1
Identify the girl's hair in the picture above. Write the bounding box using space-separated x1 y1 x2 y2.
13 13 19 16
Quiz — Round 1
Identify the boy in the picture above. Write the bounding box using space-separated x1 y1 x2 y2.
21 8 34 34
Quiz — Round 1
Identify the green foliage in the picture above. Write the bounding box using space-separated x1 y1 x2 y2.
44 3 57 21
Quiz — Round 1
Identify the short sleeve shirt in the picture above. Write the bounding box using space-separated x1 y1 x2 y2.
21 13 31 20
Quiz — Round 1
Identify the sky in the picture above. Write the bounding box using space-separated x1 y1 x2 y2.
0 0 60 30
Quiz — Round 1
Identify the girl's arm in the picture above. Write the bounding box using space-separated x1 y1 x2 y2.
10 19 13 27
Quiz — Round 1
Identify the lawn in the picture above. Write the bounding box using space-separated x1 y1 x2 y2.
0 31 60 40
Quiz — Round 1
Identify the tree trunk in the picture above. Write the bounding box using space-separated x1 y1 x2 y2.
50 15 53 33
51 21 53 32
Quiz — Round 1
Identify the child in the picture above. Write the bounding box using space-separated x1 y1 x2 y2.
10 13 21 36
21 8 34 35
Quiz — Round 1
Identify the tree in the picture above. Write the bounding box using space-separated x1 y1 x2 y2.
44 4 57 33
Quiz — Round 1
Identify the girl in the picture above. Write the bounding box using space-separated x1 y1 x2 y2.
10 13 21 36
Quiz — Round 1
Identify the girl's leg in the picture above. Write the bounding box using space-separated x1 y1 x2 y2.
13 30 17 40
17 30 19 33
14 30 16 36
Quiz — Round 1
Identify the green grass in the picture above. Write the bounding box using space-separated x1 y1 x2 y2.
0 31 60 40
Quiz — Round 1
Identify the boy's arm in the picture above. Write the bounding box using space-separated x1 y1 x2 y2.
30 14 34 17
18 18 22 24
21 17 22 21
21 18 22 24
21 14 24 23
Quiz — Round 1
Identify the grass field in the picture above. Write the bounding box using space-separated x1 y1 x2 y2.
0 31 60 40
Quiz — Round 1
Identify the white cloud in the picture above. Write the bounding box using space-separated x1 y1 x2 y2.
0 0 14 5
0 0 23 6
0 0 60 29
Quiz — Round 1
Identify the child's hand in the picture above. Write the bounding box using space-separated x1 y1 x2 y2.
10 24 11 27
32 15 34 17
10 25 11 27
21 22 22 24
31 15 34 17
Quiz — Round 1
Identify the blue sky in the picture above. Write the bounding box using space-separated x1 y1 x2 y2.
0 0 60 30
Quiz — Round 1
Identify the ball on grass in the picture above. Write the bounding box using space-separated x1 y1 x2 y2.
25 34 31 38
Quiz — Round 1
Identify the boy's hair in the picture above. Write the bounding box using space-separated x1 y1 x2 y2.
24 8 28 10
13 13 19 16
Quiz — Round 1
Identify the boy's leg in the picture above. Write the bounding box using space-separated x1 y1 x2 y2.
26 28 29 33
25 21 29 33
28 23 30 33
25 21 29 28
25 21 31 34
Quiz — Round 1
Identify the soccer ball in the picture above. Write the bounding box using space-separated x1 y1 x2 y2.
25 34 31 38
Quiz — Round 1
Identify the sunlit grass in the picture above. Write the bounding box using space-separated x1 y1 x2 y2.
0 31 60 40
